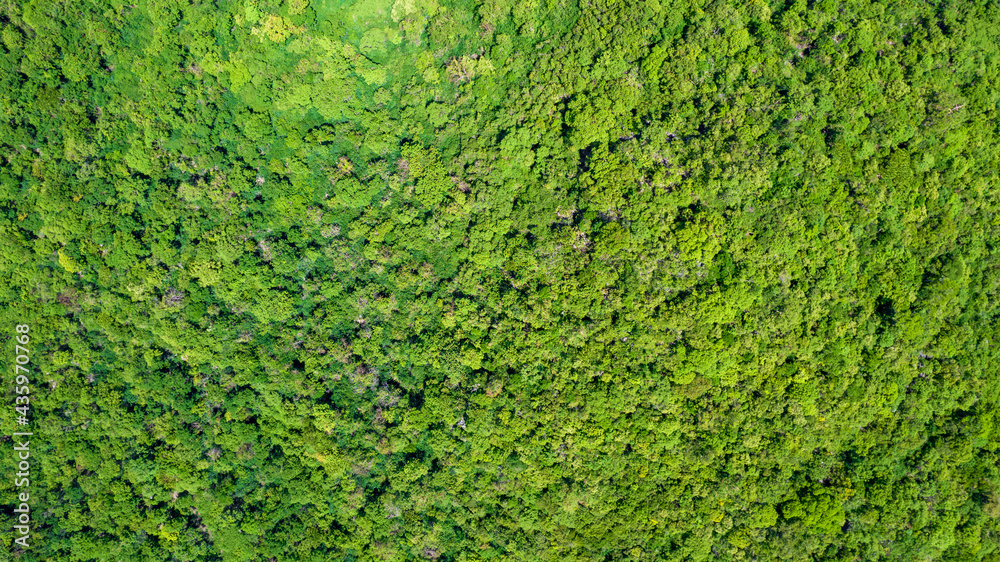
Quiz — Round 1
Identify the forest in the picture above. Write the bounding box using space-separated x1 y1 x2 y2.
1 0 999 560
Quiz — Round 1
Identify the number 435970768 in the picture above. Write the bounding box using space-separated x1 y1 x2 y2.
14 325 29 417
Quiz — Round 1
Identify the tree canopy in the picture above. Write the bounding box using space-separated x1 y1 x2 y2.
1 0 999 560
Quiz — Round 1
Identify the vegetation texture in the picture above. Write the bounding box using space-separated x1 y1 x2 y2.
1 0 999 560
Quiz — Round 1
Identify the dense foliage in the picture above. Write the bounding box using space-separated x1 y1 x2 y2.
2 0 999 560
